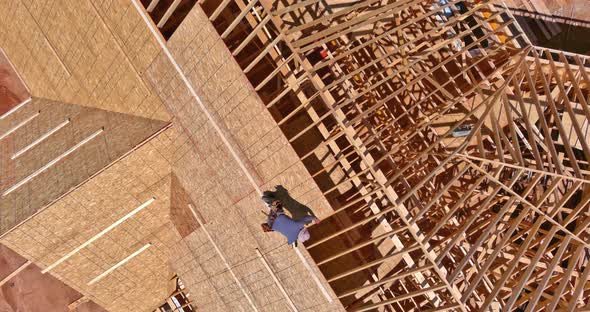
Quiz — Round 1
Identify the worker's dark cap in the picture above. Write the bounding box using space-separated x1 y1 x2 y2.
261 191 275 205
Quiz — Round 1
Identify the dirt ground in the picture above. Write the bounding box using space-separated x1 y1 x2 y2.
0 244 106 312
0 48 29 116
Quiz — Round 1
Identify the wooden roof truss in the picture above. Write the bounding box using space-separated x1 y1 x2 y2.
191 0 590 310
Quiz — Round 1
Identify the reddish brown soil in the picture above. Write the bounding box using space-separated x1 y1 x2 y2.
0 49 29 116
0 244 106 312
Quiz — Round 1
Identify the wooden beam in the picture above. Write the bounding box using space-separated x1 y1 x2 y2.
0 260 32 287
157 0 181 28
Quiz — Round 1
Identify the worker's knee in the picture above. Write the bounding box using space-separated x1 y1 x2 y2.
297 228 311 243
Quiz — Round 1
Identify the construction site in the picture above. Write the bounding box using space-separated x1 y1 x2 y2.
0 0 589 311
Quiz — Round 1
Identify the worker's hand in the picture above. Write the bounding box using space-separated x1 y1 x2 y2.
271 200 283 212
261 223 273 232
312 217 320 225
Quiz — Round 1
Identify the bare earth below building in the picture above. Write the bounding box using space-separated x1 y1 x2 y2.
0 244 105 312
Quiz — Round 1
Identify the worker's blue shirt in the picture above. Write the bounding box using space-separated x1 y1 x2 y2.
268 213 315 245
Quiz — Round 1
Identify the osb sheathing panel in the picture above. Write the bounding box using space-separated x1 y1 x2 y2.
170 173 200 239
505 0 590 22
0 126 185 312
0 0 170 121
146 5 343 312
0 97 168 235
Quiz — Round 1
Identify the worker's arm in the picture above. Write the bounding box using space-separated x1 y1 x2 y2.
266 202 284 225
266 210 277 225
262 210 276 232
299 215 319 226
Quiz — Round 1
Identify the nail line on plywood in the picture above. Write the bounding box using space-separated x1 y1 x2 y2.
0 109 38 140
87 243 152 285
11 118 71 159
42 197 156 273
3 128 104 197
0 97 32 120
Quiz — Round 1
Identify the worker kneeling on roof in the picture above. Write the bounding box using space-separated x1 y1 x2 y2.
260 191 319 246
